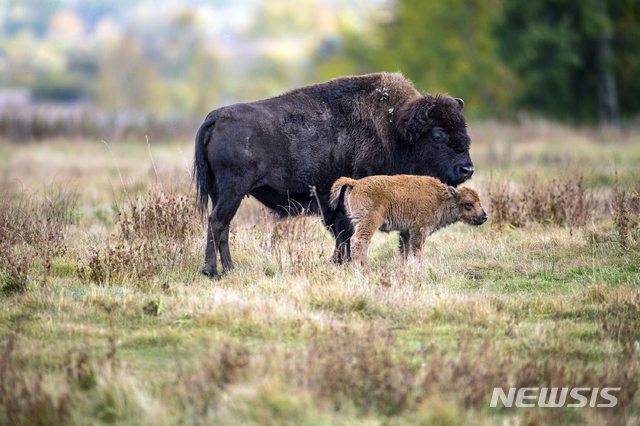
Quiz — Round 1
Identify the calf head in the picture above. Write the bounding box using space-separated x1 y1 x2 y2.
447 186 488 226
395 94 474 187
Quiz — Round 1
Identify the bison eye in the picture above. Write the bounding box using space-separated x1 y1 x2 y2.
465 202 473 210
432 129 446 142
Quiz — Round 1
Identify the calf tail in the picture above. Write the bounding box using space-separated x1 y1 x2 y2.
193 113 218 218
329 177 358 210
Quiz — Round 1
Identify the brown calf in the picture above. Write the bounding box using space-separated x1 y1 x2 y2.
329 175 487 268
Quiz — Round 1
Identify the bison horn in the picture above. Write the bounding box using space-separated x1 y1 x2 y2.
455 98 464 111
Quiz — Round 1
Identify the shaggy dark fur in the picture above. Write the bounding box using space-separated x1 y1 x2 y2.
194 72 474 278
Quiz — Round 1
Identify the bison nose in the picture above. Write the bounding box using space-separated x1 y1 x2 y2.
459 165 475 179
481 213 488 223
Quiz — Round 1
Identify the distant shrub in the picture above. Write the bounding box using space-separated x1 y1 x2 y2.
612 178 640 249
486 171 598 227
32 72 91 103
485 180 522 226
78 187 202 287
0 184 77 292
0 107 197 142
0 245 33 295
117 194 200 242
77 242 160 287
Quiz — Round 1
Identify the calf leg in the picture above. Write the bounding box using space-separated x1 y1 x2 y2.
399 231 410 261
409 229 425 259
202 192 242 279
350 214 383 270
349 229 368 268
358 231 374 268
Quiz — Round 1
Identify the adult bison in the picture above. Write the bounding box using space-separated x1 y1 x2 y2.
194 72 474 278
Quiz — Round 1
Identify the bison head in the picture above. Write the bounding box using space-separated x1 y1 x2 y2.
395 94 473 187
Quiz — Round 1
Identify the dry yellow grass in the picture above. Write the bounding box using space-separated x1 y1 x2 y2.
1 123 640 424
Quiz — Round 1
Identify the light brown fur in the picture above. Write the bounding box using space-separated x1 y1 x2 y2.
330 175 488 268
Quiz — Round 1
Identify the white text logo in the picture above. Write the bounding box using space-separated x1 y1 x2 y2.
490 387 620 408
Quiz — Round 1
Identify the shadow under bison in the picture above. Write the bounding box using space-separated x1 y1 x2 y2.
194 72 474 278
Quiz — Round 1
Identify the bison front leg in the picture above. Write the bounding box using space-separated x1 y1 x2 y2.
333 235 351 264
327 211 353 264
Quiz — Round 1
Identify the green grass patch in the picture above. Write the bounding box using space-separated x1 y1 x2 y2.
2 130 640 424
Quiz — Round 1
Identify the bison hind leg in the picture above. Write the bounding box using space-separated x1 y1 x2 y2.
218 226 233 272
202 217 220 278
202 192 243 279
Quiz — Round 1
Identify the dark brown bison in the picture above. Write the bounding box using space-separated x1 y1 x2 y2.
194 72 474 278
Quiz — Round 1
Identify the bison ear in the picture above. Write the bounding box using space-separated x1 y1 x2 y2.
394 96 432 143
455 98 464 111
447 186 460 201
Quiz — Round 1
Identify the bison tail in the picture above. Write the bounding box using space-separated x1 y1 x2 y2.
193 114 218 218
329 177 358 211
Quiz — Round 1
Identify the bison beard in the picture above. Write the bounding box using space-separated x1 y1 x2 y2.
193 72 474 279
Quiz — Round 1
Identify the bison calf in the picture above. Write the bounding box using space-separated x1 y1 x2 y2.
330 175 488 268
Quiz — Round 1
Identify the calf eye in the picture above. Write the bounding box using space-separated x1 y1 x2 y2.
465 202 473 210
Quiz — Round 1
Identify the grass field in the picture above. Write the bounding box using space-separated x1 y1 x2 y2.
1 121 640 425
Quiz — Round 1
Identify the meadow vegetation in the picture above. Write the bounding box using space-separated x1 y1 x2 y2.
1 121 640 425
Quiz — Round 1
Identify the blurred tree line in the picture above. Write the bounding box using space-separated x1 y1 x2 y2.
319 0 640 123
1 0 639 124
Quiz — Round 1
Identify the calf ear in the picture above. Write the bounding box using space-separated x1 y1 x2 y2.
447 186 460 201
394 95 432 143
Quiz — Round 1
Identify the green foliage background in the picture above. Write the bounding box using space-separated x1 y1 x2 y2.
494 0 640 122
1 0 639 123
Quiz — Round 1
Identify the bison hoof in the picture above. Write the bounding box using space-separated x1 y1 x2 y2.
201 268 222 280
330 253 351 265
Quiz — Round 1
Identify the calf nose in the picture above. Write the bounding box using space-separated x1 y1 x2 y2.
459 165 475 179
481 212 488 223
